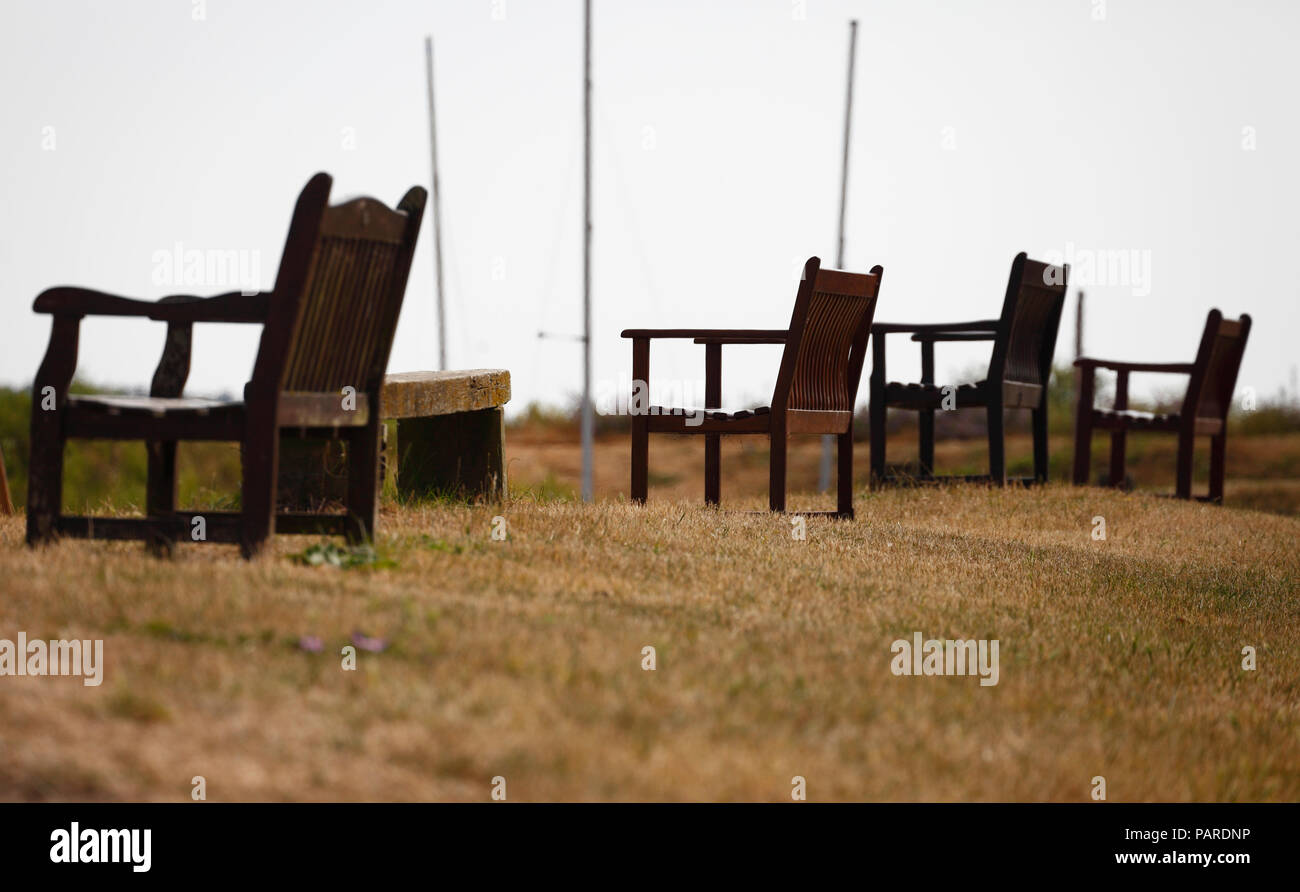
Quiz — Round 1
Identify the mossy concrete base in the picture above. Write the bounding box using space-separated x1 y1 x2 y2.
396 407 506 500
384 370 510 501
379 369 511 419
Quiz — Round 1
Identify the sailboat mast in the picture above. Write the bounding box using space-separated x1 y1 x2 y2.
425 35 448 371
821 18 859 492
581 0 594 501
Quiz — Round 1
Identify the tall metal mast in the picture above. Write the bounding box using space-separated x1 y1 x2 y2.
580 0 594 501
821 19 859 492
425 35 448 370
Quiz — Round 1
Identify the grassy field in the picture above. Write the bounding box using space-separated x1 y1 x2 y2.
1 425 1297 801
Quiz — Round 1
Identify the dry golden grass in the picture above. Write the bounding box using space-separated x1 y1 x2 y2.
1 454 1296 801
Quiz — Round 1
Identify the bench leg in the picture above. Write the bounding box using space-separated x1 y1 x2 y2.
704 435 720 505
769 427 787 512
1072 423 1092 486
240 429 279 559
1072 371 1095 486
631 422 648 504
27 318 78 545
144 439 181 554
26 427 64 546
918 410 935 478
1108 430 1127 488
869 396 886 487
146 440 179 516
397 407 506 501
704 342 721 506
987 402 1006 486
837 431 854 518
869 338 886 488
918 340 935 478
1175 430 1195 500
347 423 382 542
1209 433 1226 503
1032 405 1049 484
631 337 649 504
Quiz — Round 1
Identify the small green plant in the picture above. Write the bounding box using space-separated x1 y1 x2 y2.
291 541 397 570
509 472 577 502
420 535 465 554
107 687 171 723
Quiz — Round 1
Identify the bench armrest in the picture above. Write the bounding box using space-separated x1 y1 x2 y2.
1074 357 1195 374
693 333 787 345
34 287 271 323
31 288 272 404
621 328 787 341
910 331 997 343
873 319 1001 335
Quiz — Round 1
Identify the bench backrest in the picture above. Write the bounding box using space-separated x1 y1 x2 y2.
773 257 884 419
987 252 1068 406
1182 309 1252 425
251 173 426 404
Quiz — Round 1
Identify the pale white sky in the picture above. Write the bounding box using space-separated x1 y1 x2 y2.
1 0 1296 414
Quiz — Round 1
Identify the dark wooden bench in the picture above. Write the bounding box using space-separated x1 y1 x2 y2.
869 252 1068 487
1072 309 1251 501
26 172 426 557
621 256 883 517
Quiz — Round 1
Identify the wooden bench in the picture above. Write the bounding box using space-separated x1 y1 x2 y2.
620 257 882 517
27 173 427 556
379 369 511 500
869 252 1068 488
1072 309 1251 501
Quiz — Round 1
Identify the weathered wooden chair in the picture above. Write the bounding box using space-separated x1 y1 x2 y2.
1072 309 1251 501
868 252 1068 486
26 173 426 557
620 257 883 517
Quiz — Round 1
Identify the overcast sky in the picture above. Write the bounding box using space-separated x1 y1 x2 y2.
2 0 1296 414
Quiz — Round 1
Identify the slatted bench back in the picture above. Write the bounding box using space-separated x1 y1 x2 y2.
775 258 884 415
988 253 1068 405
251 174 426 406
1183 310 1252 425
